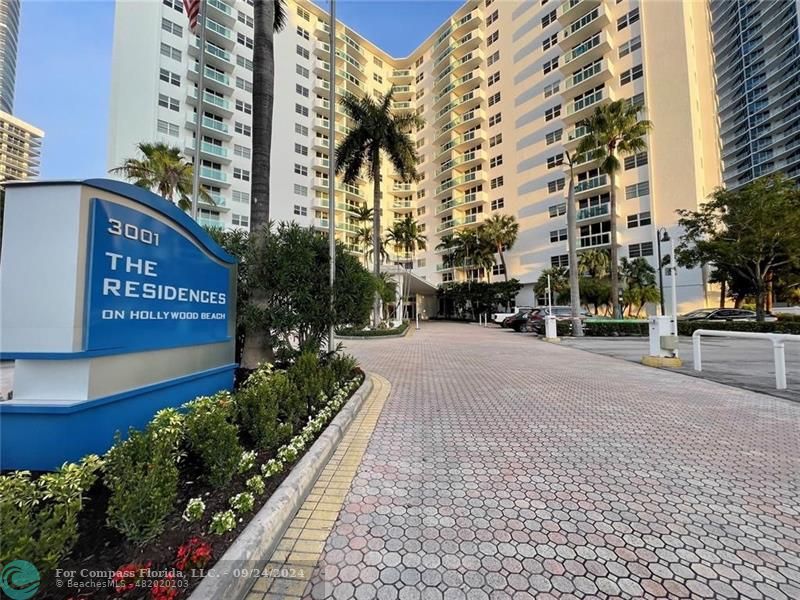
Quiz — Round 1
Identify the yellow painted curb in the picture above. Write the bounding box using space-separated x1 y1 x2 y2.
641 355 683 368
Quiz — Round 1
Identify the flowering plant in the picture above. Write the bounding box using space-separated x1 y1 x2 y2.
150 572 179 600
182 497 205 523
238 450 257 474
111 561 152 594
246 475 266 496
261 459 284 478
175 537 213 571
230 492 254 513
208 510 237 535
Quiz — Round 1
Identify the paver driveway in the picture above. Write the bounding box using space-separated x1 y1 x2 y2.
305 322 800 599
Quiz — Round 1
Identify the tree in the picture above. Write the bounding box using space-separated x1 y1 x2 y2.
620 257 660 316
578 100 653 318
385 215 427 266
676 173 800 320
533 266 569 303
353 226 373 267
111 142 210 210
479 214 518 282
578 249 610 278
250 0 287 232
336 88 423 324
564 150 583 336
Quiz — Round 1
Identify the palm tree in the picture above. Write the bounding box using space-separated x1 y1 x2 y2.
564 150 584 336
111 142 211 210
578 249 611 279
386 215 427 266
353 225 373 267
479 214 518 282
578 100 652 318
250 0 287 232
353 204 374 225
336 88 423 324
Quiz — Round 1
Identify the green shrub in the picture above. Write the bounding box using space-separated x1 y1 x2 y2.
0 455 102 572
105 409 184 545
288 352 326 426
336 322 409 337
776 313 800 323
326 353 358 383
234 371 297 452
556 319 649 337
677 319 800 336
184 393 242 489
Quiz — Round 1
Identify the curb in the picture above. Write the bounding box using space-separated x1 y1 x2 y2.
189 374 375 600
336 324 411 340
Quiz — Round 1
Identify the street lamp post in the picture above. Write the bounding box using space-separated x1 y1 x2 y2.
656 227 667 316
658 229 678 336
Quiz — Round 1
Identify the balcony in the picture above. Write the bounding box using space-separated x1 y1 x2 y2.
579 231 611 249
392 199 414 210
451 10 482 38
204 18 235 49
207 0 235 25
188 114 233 140
453 70 482 95
560 4 610 49
436 263 455 272
576 203 610 223
392 101 413 111
393 84 413 97
185 139 231 163
393 182 414 192
558 0 600 23
452 29 483 58
199 166 228 185
562 31 611 67
574 174 609 195
188 64 233 94
564 87 604 122
435 149 487 178
187 88 233 117
435 171 482 195
435 191 486 215
198 216 224 229
390 68 414 81
452 49 483 77
436 108 485 141
314 218 359 234
562 58 613 96
189 40 234 72
202 193 228 209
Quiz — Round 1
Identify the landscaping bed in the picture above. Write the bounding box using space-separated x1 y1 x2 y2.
336 321 409 338
0 353 363 600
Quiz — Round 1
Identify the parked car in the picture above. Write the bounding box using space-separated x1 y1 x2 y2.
504 309 534 331
678 308 777 322
527 306 591 333
493 307 531 326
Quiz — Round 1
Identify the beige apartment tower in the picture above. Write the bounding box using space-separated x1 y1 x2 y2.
108 0 723 311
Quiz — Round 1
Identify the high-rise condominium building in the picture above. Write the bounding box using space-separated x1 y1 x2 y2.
710 0 800 189
0 0 19 113
0 110 42 180
108 0 722 310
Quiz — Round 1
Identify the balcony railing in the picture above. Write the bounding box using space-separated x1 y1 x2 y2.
574 174 608 193
199 166 227 183
576 203 610 221
436 171 479 195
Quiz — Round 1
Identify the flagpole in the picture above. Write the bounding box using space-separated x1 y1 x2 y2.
190 0 208 221
327 0 336 351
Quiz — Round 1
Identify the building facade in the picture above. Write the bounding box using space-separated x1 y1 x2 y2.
0 110 42 180
710 0 800 189
108 0 723 311
0 0 19 113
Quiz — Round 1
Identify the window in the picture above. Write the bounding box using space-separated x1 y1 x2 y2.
297 6 310 20
546 153 564 169
617 7 640 30
237 11 253 27
629 242 653 258
487 31 499 46
237 55 254 71
373 56 383 67
416 72 424 83
163 0 183 12
296 26 310 40
492 264 506 277
296 84 309 97
490 176 504 189
487 9 499 25
294 163 308 176
490 155 503 168
442 272 454 283
551 254 569 267
233 168 250 181
619 35 642 58
161 18 183 37
629 92 645 109
160 42 181 61
235 122 251 137
295 123 309 136
488 50 500 66
235 99 252 115
232 214 250 228
620 64 643 85
417 206 426 216
542 57 559 75
234 145 251 159
158 93 180 112
296 45 310 59
232 190 250 204
548 178 566 194
488 71 500 86
159 68 180 86
295 143 308 156
548 203 566 217
296 64 309 78
294 205 308 216
157 119 179 137
295 103 309 117
293 184 308 196
238 33 254 49
373 73 383 84
543 81 560 98
625 180 650 199
624 151 648 170
488 92 501 107
545 129 563 145
417 189 426 199
544 105 561 122
489 113 502 126
550 228 567 243
489 133 503 147
542 33 558 51
491 198 504 210
627 211 652 228
236 77 253 93
541 9 557 27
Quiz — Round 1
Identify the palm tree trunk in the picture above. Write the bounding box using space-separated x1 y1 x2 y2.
566 160 583 336
371 151 382 325
498 244 509 283
608 171 621 319
719 278 726 308
250 0 275 232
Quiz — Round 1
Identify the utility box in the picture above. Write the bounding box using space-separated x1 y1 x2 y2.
544 315 558 339
648 316 676 357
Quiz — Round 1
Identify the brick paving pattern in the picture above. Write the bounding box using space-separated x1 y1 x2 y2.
308 322 799 599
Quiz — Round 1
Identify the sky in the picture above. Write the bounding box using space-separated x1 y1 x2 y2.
14 0 461 180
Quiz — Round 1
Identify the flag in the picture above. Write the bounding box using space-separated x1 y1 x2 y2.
183 0 201 32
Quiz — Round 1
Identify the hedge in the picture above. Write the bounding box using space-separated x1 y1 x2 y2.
337 322 409 337
556 319 649 337
553 318 800 337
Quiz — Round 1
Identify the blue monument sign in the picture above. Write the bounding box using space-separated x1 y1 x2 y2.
0 179 237 470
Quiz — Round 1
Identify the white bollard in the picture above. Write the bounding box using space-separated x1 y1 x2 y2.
544 315 557 339
693 334 702 371
773 339 786 390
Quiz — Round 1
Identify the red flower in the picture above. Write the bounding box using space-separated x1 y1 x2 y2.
151 573 179 600
112 561 151 595
174 537 213 571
